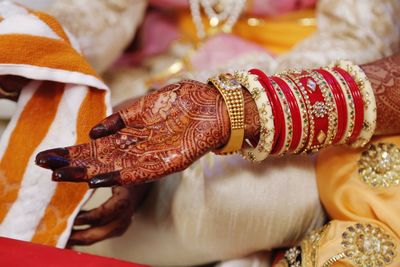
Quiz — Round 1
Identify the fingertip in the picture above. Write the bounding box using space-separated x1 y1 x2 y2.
89 171 120 188
52 167 87 182
89 124 107 139
74 211 90 226
36 148 70 169
89 113 125 139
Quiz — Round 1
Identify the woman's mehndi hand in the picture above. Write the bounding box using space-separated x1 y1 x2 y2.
36 80 231 187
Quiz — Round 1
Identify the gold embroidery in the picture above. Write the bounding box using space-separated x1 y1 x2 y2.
358 143 400 188
341 223 396 266
301 223 331 267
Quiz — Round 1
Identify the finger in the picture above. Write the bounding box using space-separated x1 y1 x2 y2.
88 171 121 188
52 166 88 182
74 187 130 226
52 156 120 183
68 217 131 246
89 113 126 140
36 143 91 170
90 97 147 139
36 148 70 169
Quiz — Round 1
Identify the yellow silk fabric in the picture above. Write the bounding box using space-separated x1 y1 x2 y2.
315 136 400 266
178 8 317 55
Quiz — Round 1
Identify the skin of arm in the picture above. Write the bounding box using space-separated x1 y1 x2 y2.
361 54 400 135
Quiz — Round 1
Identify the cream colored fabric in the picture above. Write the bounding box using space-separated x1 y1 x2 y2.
49 0 147 73
79 155 324 266
276 0 400 71
215 252 272 267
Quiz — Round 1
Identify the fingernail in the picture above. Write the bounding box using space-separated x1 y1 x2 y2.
36 155 69 169
36 148 69 168
52 167 87 182
89 172 119 188
89 124 106 139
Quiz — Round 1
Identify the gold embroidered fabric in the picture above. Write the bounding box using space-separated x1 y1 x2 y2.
358 143 400 188
297 221 399 267
316 136 400 267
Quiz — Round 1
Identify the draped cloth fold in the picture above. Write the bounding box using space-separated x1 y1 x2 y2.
0 1 111 247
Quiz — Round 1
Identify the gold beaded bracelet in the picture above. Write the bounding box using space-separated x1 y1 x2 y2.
208 73 245 155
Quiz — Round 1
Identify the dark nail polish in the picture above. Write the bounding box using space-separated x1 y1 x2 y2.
36 148 69 168
89 124 106 139
52 167 87 182
37 155 70 169
89 172 120 188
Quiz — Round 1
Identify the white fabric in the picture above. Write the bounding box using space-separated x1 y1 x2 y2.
0 1 111 247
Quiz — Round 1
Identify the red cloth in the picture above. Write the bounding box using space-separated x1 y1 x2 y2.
0 237 148 267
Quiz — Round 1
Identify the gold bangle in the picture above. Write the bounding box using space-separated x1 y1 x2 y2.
208 73 245 155
0 86 18 98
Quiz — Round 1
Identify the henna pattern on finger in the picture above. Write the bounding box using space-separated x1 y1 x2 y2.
362 54 400 135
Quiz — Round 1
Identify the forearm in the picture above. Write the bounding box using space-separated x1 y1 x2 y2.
361 54 400 135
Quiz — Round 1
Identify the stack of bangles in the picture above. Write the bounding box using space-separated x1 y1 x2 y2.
208 60 377 162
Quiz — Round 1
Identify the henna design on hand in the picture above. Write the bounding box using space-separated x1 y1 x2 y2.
361 54 400 135
37 80 259 187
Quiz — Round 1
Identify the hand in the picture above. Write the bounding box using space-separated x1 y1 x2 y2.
35 80 232 187
0 75 30 101
68 183 150 246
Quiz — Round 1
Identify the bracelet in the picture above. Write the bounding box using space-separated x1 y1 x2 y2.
331 60 377 147
270 76 293 155
323 68 355 145
317 68 347 145
208 73 245 154
278 74 309 154
334 66 365 145
284 70 318 153
234 71 275 162
300 71 332 151
249 69 283 151
277 76 302 154
310 71 338 149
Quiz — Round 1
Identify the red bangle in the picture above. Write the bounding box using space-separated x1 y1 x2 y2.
315 69 347 145
271 76 302 153
298 73 330 149
334 67 364 143
280 75 309 153
250 69 283 151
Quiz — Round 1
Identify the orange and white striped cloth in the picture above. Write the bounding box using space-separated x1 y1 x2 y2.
0 1 111 247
